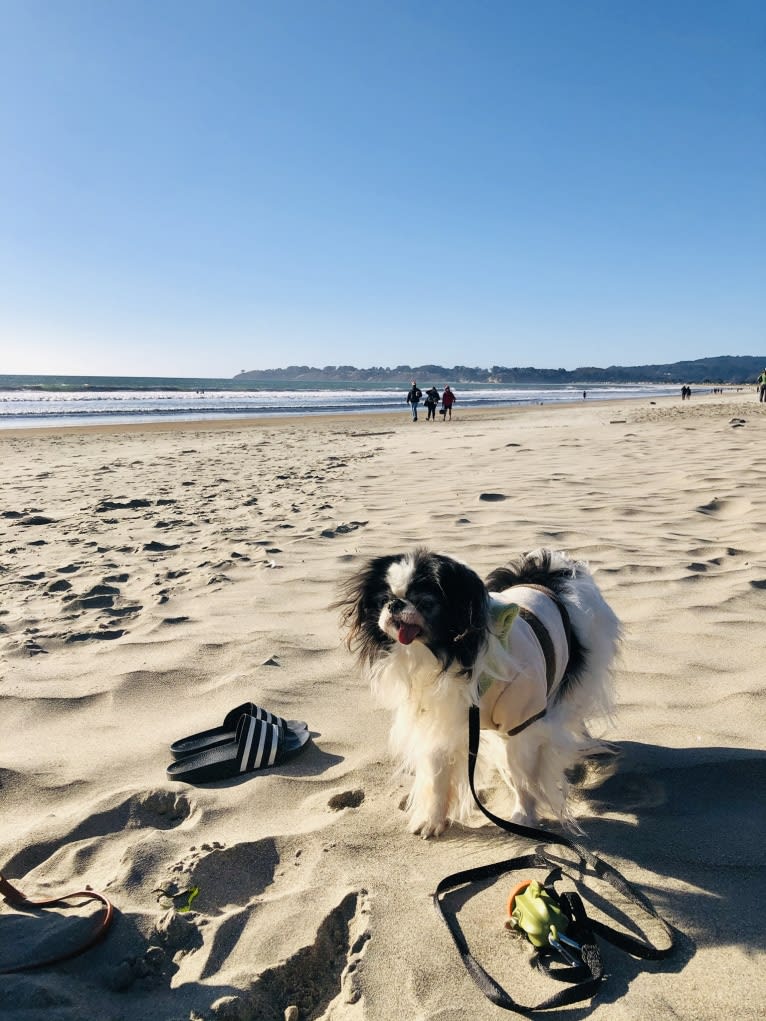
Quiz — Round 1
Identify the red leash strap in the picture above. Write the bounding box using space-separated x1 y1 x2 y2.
0 872 115 974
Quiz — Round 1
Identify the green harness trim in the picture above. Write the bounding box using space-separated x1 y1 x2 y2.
477 602 520 698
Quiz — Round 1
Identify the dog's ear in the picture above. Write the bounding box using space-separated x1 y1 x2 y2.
334 555 399 666
434 556 488 673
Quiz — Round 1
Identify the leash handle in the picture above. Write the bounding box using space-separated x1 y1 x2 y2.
0 873 114 974
433 851 605 1013
431 707 675 1014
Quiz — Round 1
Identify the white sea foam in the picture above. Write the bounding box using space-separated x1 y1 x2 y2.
0 381 683 428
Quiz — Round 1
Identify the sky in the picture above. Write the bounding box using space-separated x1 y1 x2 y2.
1 0 764 378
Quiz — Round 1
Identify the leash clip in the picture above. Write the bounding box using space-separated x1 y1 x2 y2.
548 926 581 965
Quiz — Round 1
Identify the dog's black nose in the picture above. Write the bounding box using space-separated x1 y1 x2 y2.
389 597 406 614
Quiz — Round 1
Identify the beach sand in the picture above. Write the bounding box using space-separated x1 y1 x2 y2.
1 392 764 1020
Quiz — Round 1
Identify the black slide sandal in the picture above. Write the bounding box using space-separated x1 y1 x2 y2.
169 701 308 760
167 714 310 783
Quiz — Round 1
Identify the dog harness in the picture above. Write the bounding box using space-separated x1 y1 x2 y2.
478 585 572 736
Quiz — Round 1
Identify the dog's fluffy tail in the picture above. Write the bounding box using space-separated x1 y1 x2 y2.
485 548 583 596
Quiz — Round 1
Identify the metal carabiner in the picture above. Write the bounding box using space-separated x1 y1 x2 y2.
548 925 581 966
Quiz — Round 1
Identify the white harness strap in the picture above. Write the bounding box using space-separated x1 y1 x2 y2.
504 585 570 690
479 587 571 735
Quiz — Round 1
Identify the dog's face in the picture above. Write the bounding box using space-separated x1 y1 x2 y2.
337 548 489 673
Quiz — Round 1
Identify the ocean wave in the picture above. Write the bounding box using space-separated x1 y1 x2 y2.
0 382 682 428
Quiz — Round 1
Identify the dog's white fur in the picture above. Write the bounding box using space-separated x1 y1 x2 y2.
352 549 621 838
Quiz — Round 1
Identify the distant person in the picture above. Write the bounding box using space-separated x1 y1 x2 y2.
424 386 440 421
757 368 766 403
583 391 587 399
440 384 456 420
406 380 422 421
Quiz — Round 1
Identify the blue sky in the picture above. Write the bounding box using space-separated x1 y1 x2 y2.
1 1 763 377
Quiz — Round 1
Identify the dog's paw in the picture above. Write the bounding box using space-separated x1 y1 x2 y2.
409 815 449 839
508 807 537 828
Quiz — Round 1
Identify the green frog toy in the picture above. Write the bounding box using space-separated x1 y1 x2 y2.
506 879 570 948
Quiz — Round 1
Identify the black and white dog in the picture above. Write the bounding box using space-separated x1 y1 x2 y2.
337 548 621 838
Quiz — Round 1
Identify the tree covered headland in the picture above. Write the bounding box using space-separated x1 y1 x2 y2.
234 355 765 385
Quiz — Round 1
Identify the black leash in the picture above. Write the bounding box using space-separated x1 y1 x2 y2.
432 706 675 1014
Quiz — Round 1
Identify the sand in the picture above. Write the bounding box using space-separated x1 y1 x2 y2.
1 392 764 1021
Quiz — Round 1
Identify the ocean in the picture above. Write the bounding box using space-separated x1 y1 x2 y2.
0 374 684 429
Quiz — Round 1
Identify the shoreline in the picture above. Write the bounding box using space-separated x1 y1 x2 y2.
0 387 755 439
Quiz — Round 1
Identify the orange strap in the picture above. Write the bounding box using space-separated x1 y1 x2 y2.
0 872 114 974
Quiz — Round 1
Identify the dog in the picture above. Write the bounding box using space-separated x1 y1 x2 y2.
337 548 621 838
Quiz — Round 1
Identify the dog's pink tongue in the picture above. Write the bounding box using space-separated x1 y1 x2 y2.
397 623 421 645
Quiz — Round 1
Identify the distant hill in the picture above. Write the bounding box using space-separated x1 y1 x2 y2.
234 355 765 385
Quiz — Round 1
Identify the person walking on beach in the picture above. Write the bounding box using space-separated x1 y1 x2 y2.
440 384 456 420
757 368 766 403
406 380 422 421
424 386 440 421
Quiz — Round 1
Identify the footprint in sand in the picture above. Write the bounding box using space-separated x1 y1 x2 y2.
320 521 368 538
328 789 365 811
13 514 57 526
247 890 370 1018
2 789 192 879
46 579 72 593
108 942 180 991
69 584 121 609
158 838 279 914
95 498 153 513
24 638 47 656
695 496 751 518
65 628 126 643
207 573 233 585
106 605 143 620
136 841 371 1015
